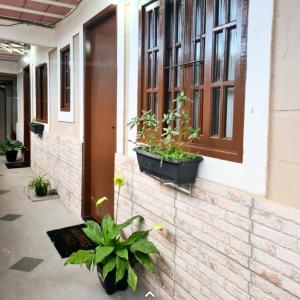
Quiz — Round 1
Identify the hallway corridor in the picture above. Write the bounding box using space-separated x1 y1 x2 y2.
0 157 146 300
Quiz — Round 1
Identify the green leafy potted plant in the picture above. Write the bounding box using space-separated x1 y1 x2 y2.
65 174 161 295
29 119 44 135
0 139 25 162
128 92 203 185
28 175 51 197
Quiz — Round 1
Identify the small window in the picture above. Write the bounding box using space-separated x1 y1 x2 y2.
35 63 48 123
60 45 71 112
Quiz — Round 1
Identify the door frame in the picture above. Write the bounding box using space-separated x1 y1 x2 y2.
82 5 117 219
23 65 31 163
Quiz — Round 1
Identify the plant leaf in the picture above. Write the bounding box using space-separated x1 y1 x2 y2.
101 214 115 244
130 239 160 255
115 256 126 283
82 220 102 245
134 252 155 273
102 257 116 280
64 249 95 266
116 248 128 260
110 215 144 240
126 230 149 246
94 246 114 264
127 264 137 292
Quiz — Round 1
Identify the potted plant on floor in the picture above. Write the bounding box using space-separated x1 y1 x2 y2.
29 120 44 135
65 174 161 295
28 175 51 197
128 92 203 185
0 140 25 162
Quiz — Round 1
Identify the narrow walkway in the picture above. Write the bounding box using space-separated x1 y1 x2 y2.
0 157 146 300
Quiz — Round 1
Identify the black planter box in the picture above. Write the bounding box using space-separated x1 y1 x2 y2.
97 264 128 295
134 147 203 185
35 186 48 197
29 123 44 135
5 150 18 162
6 161 30 169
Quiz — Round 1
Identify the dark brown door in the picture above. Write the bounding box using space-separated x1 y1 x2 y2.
23 66 31 163
83 7 117 221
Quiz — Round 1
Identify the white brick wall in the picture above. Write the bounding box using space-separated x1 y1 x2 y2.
31 132 82 217
115 153 300 300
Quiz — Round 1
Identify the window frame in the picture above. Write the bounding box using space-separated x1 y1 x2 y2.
35 63 48 123
138 0 248 163
60 45 71 112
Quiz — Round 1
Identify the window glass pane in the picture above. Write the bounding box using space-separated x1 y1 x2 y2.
154 93 158 117
227 28 237 81
175 47 181 87
194 63 199 85
213 32 224 82
147 52 152 88
154 7 159 47
193 90 199 129
148 10 153 49
167 2 174 45
176 0 183 43
225 87 234 138
195 0 205 35
175 92 181 129
229 0 237 22
167 92 173 111
147 93 152 111
215 0 225 26
195 41 201 61
154 51 158 88
211 88 221 136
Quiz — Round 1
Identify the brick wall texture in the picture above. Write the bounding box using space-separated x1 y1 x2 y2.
115 153 300 300
31 132 82 216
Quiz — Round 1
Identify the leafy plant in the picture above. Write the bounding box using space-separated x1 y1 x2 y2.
65 174 161 292
0 139 25 154
28 175 50 191
128 92 200 164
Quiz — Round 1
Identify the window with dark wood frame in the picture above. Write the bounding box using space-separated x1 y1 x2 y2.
138 0 248 162
60 45 71 112
35 63 48 123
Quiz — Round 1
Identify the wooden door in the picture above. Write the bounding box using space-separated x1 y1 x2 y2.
83 6 117 221
23 66 31 162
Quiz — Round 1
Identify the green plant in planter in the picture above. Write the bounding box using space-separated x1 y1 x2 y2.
65 174 161 293
28 175 51 197
128 92 200 164
0 140 26 161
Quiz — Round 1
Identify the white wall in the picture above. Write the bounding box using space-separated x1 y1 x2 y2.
0 61 18 74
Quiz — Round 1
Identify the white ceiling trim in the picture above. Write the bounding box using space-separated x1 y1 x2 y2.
30 0 76 9
0 4 65 19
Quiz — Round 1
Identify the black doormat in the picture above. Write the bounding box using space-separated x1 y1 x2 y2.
47 224 95 258
6 161 30 169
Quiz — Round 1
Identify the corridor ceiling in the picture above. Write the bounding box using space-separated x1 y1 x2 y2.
0 40 29 61
0 0 81 27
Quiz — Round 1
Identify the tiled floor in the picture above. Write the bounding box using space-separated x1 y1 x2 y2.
0 157 147 300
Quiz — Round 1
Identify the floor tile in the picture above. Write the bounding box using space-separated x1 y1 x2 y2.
0 213 22 221
9 257 44 272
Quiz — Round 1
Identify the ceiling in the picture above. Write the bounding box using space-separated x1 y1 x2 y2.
0 0 81 27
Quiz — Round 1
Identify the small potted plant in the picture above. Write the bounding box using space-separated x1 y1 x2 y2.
0 140 25 163
65 174 161 295
29 119 44 135
28 175 51 197
128 92 203 185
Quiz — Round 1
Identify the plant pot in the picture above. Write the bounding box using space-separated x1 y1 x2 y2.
97 264 128 295
35 186 48 197
134 147 203 185
29 123 44 135
5 150 18 162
